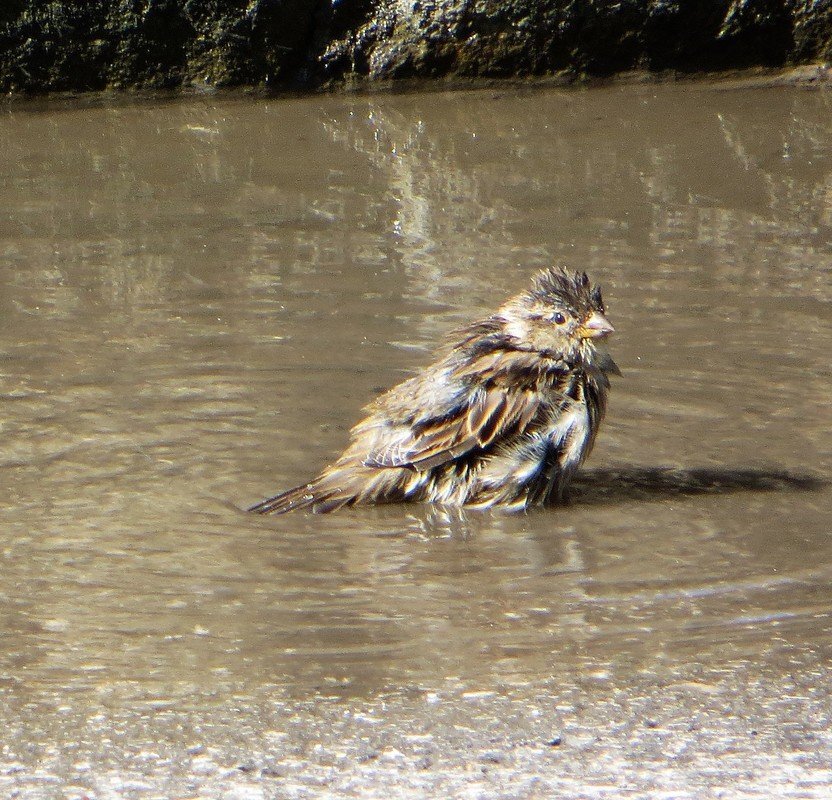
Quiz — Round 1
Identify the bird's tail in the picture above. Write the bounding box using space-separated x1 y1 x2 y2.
249 460 417 514
248 478 355 515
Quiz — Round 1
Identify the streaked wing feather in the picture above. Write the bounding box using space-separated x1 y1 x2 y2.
515 390 540 430
364 386 542 471
465 389 505 446
363 434 420 469
364 416 465 469
410 436 479 470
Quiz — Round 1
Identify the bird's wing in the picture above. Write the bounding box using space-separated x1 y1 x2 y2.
363 385 542 471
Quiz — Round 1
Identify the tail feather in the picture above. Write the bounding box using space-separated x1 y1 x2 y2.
248 478 357 515
249 462 415 514
248 483 320 514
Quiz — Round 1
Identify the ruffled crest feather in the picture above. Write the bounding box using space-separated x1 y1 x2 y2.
529 267 605 313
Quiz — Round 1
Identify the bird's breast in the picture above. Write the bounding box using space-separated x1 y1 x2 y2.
544 401 591 470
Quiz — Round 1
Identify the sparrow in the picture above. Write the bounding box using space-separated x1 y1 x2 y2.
250 266 618 514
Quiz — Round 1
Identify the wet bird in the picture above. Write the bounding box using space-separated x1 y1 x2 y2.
250 267 618 514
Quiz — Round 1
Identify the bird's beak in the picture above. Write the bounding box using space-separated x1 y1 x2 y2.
579 311 615 339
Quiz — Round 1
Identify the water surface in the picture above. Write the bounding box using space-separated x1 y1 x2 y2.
1 82 831 797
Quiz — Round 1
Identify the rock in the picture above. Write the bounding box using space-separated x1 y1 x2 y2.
0 1 830 95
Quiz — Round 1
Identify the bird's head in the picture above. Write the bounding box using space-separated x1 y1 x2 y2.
498 267 615 364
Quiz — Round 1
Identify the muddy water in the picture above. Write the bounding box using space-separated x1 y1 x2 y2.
1 83 831 797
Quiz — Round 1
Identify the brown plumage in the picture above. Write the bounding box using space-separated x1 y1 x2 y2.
250 267 619 514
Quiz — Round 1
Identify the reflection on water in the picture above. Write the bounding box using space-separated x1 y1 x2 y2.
0 84 831 725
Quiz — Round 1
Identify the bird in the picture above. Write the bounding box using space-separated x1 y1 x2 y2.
250 266 619 514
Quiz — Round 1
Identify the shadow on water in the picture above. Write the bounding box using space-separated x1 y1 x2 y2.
569 466 829 506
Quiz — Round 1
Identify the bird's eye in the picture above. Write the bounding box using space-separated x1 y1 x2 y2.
552 312 567 325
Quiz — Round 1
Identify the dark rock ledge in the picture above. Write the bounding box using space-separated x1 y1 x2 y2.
1 1 830 95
